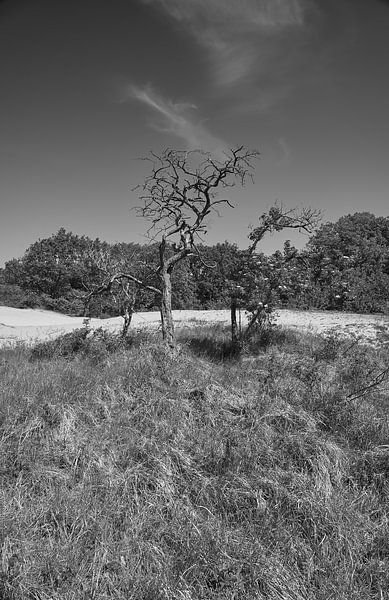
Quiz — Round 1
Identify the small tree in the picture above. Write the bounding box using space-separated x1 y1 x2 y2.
230 204 321 344
83 243 159 336
134 146 259 347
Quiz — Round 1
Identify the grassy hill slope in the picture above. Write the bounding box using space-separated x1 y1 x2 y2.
1 326 388 599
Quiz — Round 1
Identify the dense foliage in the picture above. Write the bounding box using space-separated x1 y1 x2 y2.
297 213 389 313
1 212 389 316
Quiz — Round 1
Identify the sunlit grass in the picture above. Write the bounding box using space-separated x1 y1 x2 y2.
1 326 388 599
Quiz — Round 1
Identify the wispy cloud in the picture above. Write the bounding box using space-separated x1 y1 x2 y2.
144 0 305 30
124 84 226 152
142 0 308 87
132 0 316 151
277 137 292 165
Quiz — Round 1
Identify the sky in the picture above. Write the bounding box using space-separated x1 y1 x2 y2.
1 0 389 266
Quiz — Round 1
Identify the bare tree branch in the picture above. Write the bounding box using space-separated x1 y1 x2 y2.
346 366 389 403
136 147 259 244
132 146 259 347
84 273 161 310
248 204 321 254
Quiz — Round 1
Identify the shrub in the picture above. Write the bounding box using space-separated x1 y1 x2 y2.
29 327 134 362
41 294 85 316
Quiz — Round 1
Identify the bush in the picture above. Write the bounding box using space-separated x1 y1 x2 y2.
0 284 44 309
40 294 85 316
29 327 134 362
29 327 90 360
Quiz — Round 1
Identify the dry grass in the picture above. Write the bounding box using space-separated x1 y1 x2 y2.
1 326 388 599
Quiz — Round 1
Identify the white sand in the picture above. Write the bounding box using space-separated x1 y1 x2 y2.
0 306 388 348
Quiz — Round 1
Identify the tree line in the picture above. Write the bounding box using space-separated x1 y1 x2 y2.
1 211 388 316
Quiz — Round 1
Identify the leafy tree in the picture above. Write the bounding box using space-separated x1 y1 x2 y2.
4 228 104 298
3 229 136 316
189 242 243 309
171 258 200 309
304 213 389 313
0 276 33 309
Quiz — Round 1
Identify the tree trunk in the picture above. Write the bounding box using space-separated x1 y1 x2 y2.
244 303 269 340
244 306 261 340
121 301 134 338
160 268 175 348
230 296 239 345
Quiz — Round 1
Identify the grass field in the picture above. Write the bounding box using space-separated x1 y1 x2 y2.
1 323 389 599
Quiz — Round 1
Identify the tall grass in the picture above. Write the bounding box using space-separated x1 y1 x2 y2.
1 325 388 599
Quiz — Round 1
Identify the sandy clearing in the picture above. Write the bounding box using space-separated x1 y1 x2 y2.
0 307 84 327
0 306 388 348
273 309 389 345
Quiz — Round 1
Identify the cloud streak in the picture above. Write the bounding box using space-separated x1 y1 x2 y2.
125 84 226 152
142 0 308 87
144 0 305 30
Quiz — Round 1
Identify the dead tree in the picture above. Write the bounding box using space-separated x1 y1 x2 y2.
136 146 259 348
